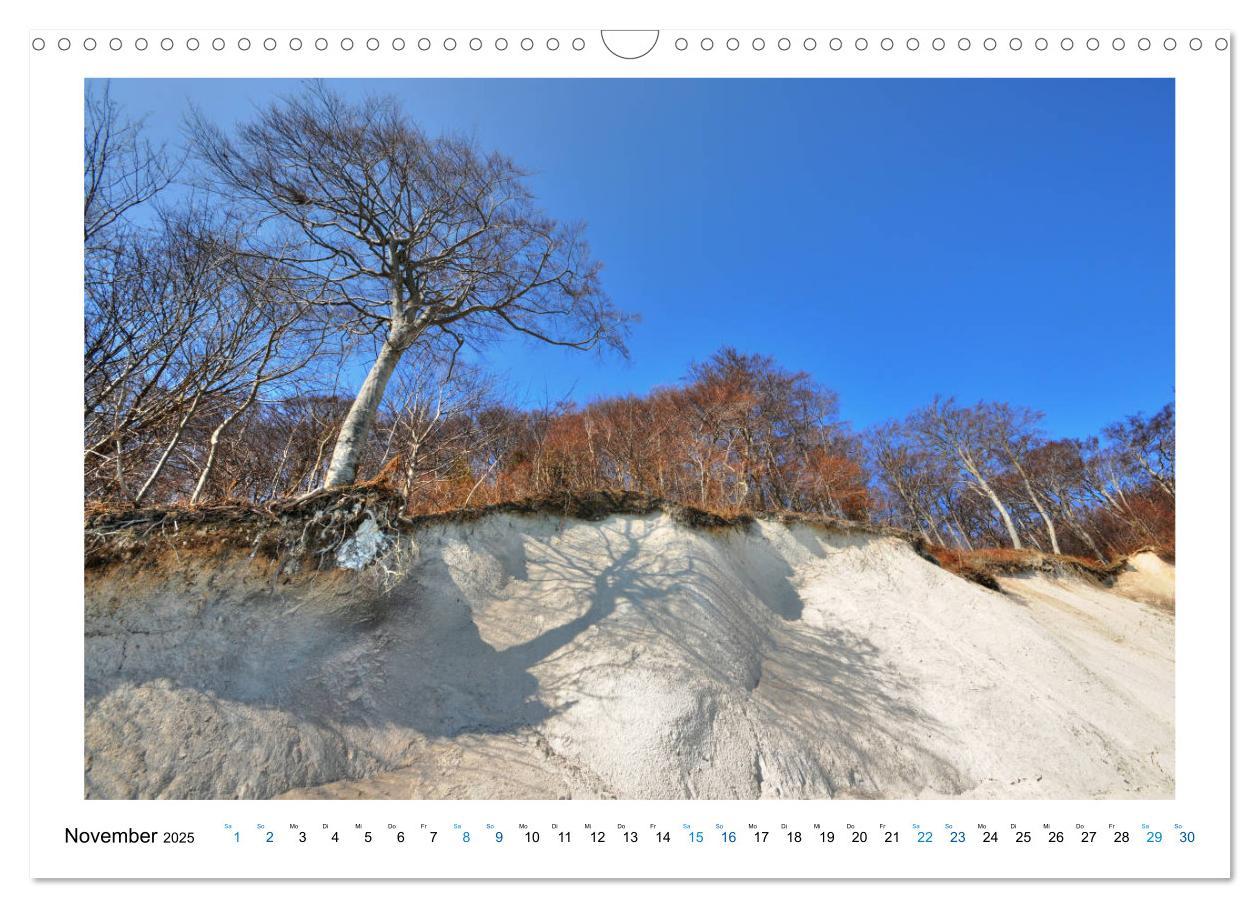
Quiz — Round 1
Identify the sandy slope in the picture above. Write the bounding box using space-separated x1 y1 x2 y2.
84 513 1174 800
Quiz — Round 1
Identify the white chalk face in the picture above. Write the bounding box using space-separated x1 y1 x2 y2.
31 18 1229 884
84 514 1174 802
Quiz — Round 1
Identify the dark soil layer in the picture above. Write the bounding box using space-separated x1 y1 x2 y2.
84 485 407 573
85 486 1143 596
85 487 913 575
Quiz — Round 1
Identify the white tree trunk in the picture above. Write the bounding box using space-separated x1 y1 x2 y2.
266 424 298 500
1072 519 1107 562
1014 467 1060 554
133 390 203 506
114 436 127 499
323 338 406 488
948 519 973 551
189 421 230 505
966 465 1022 549
1136 452 1175 498
922 512 947 548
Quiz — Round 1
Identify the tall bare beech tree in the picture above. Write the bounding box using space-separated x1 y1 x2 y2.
190 84 627 489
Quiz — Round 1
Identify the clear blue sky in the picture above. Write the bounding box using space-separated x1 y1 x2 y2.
96 77 1174 439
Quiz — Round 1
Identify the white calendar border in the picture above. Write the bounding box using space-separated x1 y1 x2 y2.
24 21 1231 881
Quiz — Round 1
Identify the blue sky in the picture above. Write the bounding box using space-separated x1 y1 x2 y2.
96 78 1174 438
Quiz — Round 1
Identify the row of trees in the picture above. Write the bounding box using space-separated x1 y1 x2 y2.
866 399 1174 560
86 295 1173 561
84 83 1174 561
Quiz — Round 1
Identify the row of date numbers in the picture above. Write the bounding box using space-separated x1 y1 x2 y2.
228 827 1196 846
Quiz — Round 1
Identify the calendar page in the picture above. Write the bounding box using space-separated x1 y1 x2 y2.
25 10 1234 884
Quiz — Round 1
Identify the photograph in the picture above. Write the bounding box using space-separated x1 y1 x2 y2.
82 76 1176 801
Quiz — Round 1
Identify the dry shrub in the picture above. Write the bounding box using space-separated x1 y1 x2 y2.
923 544 1125 591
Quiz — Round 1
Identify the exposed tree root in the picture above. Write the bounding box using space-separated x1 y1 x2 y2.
84 487 917 574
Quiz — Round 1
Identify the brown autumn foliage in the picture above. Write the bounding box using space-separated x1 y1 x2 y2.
83 342 1173 567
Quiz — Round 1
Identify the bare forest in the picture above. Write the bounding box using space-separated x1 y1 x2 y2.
85 83 1175 562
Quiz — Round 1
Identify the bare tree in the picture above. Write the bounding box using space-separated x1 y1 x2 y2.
186 256 327 504
85 219 222 501
372 355 501 509
189 84 628 489
1105 404 1175 499
1026 440 1107 561
84 82 178 249
866 421 950 545
909 398 1023 549
984 402 1061 553
85 204 323 507
84 83 184 501
124 213 270 505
